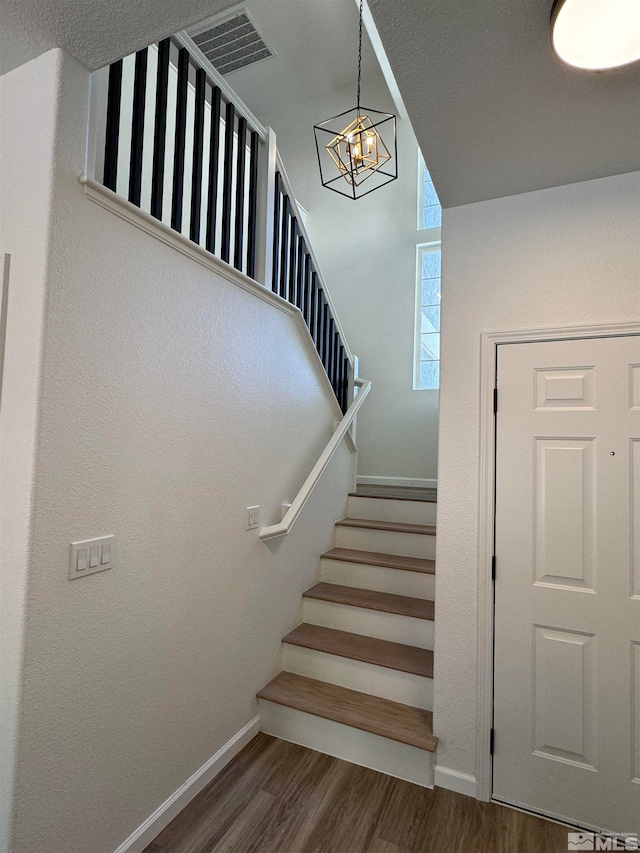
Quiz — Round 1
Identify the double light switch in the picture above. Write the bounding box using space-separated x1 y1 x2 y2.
70 535 115 580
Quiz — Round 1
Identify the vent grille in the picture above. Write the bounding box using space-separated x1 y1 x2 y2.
191 12 273 76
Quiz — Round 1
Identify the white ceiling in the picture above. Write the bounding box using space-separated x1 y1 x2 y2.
0 0 239 76
2 0 639 207
367 0 640 206
224 0 387 123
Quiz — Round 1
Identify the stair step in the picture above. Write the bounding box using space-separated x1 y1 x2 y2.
348 495 437 526
257 672 437 752
283 623 433 678
303 582 434 621
352 486 437 503
322 547 435 575
336 518 436 536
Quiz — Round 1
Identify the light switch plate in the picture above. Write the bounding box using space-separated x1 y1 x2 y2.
246 506 260 530
70 535 115 580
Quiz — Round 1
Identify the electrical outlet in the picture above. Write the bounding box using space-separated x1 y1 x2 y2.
69 535 115 580
246 506 260 530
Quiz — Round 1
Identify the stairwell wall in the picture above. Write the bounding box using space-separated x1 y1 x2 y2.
1 48 354 853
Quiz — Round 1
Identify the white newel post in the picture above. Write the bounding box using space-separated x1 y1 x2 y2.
85 66 109 183
349 354 359 446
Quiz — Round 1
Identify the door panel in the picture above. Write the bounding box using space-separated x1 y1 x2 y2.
634 642 640 783
633 439 640 598
534 439 595 589
535 367 595 410
631 365 640 410
493 335 640 833
533 626 595 768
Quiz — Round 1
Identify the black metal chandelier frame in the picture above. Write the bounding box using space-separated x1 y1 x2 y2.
313 0 398 200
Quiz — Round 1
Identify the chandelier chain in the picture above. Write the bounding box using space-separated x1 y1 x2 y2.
357 0 363 110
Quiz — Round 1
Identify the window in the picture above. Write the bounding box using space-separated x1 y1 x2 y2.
421 165 442 230
414 157 442 389
416 244 441 389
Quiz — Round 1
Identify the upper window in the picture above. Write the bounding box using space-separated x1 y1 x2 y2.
416 245 441 390
421 163 442 231
414 157 442 390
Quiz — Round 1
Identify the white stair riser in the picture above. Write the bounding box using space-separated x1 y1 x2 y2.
321 558 435 599
282 644 433 711
347 496 437 526
303 599 434 650
258 700 435 789
336 526 435 559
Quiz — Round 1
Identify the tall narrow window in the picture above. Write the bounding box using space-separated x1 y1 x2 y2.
421 164 442 230
414 157 441 389
417 245 441 389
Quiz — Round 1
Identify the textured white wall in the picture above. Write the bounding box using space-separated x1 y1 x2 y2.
435 172 640 780
296 115 440 482
2 49 354 853
0 51 58 853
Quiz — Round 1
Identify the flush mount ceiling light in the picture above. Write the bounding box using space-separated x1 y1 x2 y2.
551 0 640 70
313 0 397 200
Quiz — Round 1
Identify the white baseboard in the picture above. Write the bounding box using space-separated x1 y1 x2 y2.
113 716 260 853
434 765 477 798
357 476 438 489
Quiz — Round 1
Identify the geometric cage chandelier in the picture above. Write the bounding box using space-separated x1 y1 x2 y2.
313 0 398 200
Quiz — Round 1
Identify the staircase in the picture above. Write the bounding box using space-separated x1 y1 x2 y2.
257 485 437 787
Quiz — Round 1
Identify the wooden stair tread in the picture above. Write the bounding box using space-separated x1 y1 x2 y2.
350 486 437 503
283 623 433 678
336 518 436 536
303 582 434 621
257 672 437 752
322 547 435 574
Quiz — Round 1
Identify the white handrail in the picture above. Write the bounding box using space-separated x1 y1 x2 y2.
275 153 354 367
259 378 371 540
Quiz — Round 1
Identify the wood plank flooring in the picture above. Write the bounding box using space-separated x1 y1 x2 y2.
303 582 435 621
143 733 569 853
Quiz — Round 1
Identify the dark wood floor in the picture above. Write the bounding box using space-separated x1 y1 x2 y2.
143 733 569 853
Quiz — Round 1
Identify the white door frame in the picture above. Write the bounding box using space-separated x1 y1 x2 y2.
476 319 640 803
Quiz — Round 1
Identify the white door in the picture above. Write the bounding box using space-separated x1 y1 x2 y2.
493 335 640 833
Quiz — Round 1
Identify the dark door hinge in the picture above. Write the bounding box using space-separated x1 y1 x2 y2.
493 387 498 414
490 728 495 755
491 555 496 581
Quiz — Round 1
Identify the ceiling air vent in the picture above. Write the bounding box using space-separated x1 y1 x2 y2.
189 11 274 76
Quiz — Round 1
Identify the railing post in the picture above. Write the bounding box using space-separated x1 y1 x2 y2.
254 127 277 287
85 67 108 183
349 354 359 446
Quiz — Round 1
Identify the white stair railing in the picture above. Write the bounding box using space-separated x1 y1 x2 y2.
260 378 371 540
